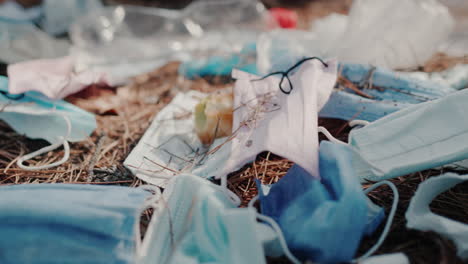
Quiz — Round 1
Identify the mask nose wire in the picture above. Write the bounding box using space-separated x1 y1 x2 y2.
17 111 72 171
249 195 301 264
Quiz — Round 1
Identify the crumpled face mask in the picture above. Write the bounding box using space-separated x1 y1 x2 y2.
0 76 96 170
219 58 337 185
0 183 159 264
257 141 398 263
256 32 456 122
406 173 468 260
320 63 455 122
344 88 468 182
138 174 300 264
8 56 109 100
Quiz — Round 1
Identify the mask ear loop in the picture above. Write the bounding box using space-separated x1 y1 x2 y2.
318 126 387 177
318 126 347 145
353 180 399 262
135 185 163 259
249 195 301 264
17 112 71 170
349 119 370 128
219 173 241 206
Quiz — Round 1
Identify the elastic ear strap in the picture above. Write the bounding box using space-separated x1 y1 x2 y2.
135 185 163 258
17 112 72 171
349 119 370 128
220 174 241 206
318 126 347 145
318 126 387 177
248 195 300 264
256 213 301 264
354 180 399 262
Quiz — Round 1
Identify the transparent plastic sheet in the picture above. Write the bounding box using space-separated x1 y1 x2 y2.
0 22 69 64
70 1 272 84
439 0 468 56
257 0 454 70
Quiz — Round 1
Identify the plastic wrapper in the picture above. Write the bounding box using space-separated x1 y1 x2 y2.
70 1 271 82
258 0 454 70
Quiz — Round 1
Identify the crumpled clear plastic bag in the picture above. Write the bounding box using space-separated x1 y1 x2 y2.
0 22 69 64
258 0 454 70
70 1 270 82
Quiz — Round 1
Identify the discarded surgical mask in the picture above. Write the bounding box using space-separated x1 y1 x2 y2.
321 63 455 122
257 141 398 263
255 175 385 237
347 88 468 182
0 22 69 64
8 56 109 100
219 58 337 183
257 33 456 121
124 90 232 187
320 90 411 122
126 58 337 186
406 173 468 259
0 76 96 170
0 183 157 264
139 174 298 264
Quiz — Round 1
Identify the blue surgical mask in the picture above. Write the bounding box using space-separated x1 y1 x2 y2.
0 183 158 264
346 88 468 182
0 76 96 170
257 141 398 263
139 174 300 264
320 63 455 122
256 35 456 122
406 173 468 260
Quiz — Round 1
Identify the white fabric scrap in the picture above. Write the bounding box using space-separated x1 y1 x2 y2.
218 59 337 179
124 90 229 187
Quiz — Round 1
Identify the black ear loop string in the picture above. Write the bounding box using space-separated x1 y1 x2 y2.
251 57 329 95
0 91 25 100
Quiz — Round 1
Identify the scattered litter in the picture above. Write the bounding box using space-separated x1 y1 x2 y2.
140 174 298 264
219 59 337 180
0 183 154 264
348 88 468 182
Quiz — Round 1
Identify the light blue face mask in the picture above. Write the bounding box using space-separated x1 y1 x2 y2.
139 174 300 264
0 183 159 264
256 36 456 122
338 88 468 182
256 141 398 263
0 76 96 170
320 63 456 122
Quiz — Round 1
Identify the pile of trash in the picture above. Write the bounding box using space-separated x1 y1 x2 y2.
0 0 467 264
